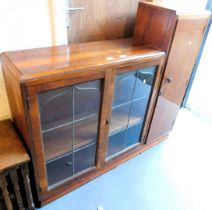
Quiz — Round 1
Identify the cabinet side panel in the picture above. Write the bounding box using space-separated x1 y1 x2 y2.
147 17 209 144
1 60 30 149
133 3 177 52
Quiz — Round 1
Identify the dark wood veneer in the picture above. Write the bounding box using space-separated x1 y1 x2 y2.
1 37 165 206
136 2 210 144
1 2 209 206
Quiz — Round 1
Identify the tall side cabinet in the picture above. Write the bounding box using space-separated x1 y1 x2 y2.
133 2 210 144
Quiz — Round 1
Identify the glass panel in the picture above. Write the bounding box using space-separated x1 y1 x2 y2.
109 103 131 134
133 68 154 100
38 86 73 131
113 71 137 106
73 80 101 175
38 79 101 187
74 115 98 149
125 123 143 148
74 143 96 174
107 129 127 158
129 99 148 124
107 66 157 159
74 80 101 120
46 153 73 187
42 123 73 161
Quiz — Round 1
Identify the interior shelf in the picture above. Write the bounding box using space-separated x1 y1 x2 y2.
43 115 98 161
41 113 97 133
109 113 143 135
109 96 148 135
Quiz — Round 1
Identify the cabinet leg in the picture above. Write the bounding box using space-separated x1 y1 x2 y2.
9 169 25 210
0 173 13 210
20 164 35 210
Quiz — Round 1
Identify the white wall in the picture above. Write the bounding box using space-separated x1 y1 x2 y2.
0 0 67 120
163 0 208 11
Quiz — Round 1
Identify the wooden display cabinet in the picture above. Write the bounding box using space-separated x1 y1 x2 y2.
1 39 165 205
1 2 210 207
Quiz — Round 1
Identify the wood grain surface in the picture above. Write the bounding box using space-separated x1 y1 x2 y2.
0 120 29 172
0 69 11 120
2 38 164 85
67 0 140 43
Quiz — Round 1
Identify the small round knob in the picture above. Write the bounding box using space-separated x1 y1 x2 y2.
166 77 173 83
66 161 72 166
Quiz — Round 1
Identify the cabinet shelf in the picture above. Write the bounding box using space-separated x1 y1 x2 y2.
42 113 97 133
44 138 96 162
112 96 147 110
109 115 143 136
46 142 96 164
43 115 99 161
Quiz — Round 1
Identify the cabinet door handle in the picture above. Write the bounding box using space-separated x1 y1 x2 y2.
159 76 173 95
66 161 72 167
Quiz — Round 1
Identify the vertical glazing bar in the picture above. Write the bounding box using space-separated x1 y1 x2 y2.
123 71 138 148
72 86 75 175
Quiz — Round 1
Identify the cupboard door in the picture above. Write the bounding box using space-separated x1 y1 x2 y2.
147 18 208 144
37 80 102 187
106 66 157 159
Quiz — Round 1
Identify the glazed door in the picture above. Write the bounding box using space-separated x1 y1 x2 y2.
37 79 102 188
67 0 140 43
147 18 208 144
106 66 158 159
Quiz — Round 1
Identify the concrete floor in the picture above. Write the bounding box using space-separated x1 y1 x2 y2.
40 108 212 210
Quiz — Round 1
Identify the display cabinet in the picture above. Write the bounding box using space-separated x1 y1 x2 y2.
1 2 209 207
1 39 164 205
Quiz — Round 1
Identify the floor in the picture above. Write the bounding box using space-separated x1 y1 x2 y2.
40 108 212 210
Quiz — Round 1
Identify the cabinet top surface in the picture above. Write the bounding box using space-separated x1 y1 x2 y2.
1 38 164 83
0 120 30 172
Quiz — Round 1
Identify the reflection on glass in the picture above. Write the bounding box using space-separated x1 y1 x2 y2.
38 86 73 131
38 80 101 187
74 143 96 174
46 153 73 187
110 104 131 133
107 130 126 157
107 66 156 159
113 71 137 106
74 80 101 120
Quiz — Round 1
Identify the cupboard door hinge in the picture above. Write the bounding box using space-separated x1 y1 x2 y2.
26 97 30 110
